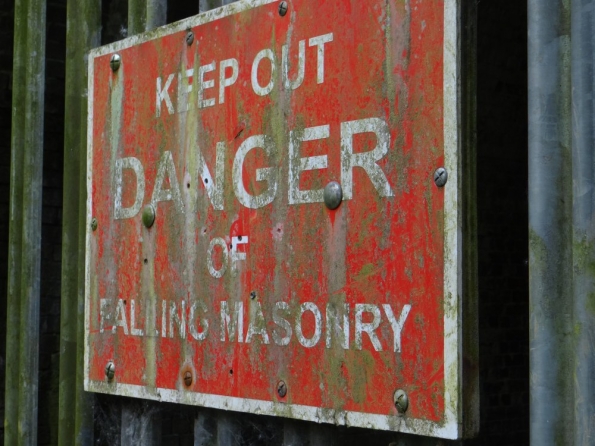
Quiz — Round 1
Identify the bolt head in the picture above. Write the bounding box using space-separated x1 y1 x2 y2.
393 389 409 414
105 362 115 381
142 204 156 228
186 31 194 46
277 380 287 398
110 54 121 72
184 371 193 387
323 181 343 210
434 167 448 187
278 1 288 16
91 217 98 231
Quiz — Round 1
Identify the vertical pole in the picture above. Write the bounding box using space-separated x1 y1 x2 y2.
283 420 309 446
120 402 162 446
461 0 479 438
571 1 595 444
128 0 167 35
5 0 46 443
58 0 101 444
4 0 28 442
18 0 47 440
199 0 222 13
528 0 573 445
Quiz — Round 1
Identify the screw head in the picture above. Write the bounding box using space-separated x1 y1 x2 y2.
142 204 156 228
323 181 343 210
278 1 288 16
105 361 115 381
394 389 409 414
110 54 121 72
184 371 193 387
186 31 194 46
277 380 287 398
91 217 98 231
434 167 448 187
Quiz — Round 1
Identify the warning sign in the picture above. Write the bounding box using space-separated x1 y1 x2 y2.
85 0 463 438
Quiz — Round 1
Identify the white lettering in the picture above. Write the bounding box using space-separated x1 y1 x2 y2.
207 237 229 278
113 157 145 220
341 118 393 200
169 300 186 339
326 302 349 349
220 301 244 343
296 302 322 348
219 58 239 104
198 142 226 210
355 304 382 351
130 300 144 336
100 299 110 334
272 302 292 346
308 33 333 84
189 301 209 341
177 68 194 112
288 125 329 204
151 151 184 213
383 304 411 353
282 40 306 90
246 301 270 344
251 49 276 96
198 62 216 108
161 300 167 338
98 300 411 355
230 235 248 271
112 299 129 335
156 74 175 117
232 135 278 209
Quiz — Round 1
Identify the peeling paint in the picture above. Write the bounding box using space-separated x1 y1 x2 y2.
85 0 465 440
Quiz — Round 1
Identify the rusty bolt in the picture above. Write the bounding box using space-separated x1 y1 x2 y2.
394 389 409 414
105 361 115 381
278 1 288 16
142 204 156 228
277 380 287 398
434 167 448 187
184 371 193 387
323 181 343 210
110 54 121 72
186 31 194 46
91 217 98 231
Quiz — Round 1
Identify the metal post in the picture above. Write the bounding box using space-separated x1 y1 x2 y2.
4 0 27 441
528 0 573 445
120 401 162 446
461 0 479 438
283 420 309 446
5 0 46 444
129 0 167 34
18 1 47 442
571 1 595 444
199 0 222 13
58 0 101 444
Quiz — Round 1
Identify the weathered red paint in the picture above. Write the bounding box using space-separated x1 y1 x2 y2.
87 0 448 430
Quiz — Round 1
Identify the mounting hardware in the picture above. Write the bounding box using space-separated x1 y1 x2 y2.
110 54 121 72
324 181 343 210
434 167 448 187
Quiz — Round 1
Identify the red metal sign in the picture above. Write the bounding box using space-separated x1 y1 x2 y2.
85 0 462 438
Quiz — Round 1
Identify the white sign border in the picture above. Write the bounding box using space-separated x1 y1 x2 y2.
85 0 463 439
